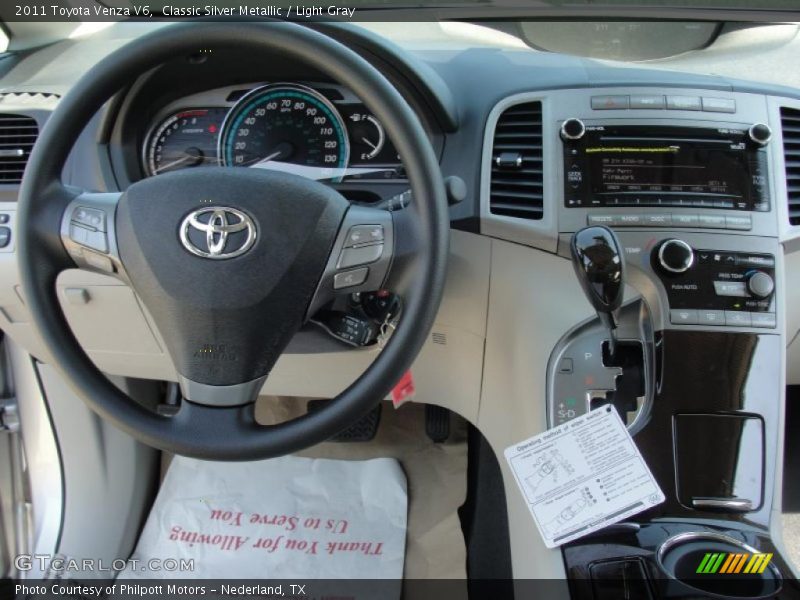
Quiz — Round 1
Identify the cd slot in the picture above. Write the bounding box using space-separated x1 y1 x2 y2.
598 135 733 145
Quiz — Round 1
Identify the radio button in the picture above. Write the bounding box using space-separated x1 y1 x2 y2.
702 97 736 113
671 214 699 227
587 215 616 226
630 95 666 109
725 311 752 327
670 309 698 325
666 96 702 111
698 214 726 228
561 119 586 141
617 214 643 226
645 214 672 226
699 310 726 326
726 215 752 230
751 313 777 329
748 123 772 146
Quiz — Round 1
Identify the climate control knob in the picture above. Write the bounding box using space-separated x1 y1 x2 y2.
746 271 775 299
657 239 695 274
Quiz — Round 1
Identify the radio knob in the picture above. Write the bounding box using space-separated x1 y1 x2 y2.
746 271 775 299
748 123 772 146
560 118 586 141
657 239 695 274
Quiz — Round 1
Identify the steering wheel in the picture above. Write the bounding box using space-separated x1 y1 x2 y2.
16 22 449 460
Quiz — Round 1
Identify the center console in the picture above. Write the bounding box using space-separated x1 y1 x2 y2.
543 88 798 598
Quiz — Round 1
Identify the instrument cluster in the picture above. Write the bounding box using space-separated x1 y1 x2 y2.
142 82 404 183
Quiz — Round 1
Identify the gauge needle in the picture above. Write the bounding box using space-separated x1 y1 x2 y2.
361 137 378 151
244 142 294 168
153 147 205 174
153 154 194 174
250 150 284 167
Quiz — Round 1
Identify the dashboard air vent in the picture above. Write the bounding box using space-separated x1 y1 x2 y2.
0 114 38 184
781 107 800 225
489 101 544 220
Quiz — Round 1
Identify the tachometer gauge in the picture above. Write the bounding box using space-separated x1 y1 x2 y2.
143 108 226 177
219 83 349 182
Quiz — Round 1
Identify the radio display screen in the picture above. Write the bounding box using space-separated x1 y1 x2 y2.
565 125 768 211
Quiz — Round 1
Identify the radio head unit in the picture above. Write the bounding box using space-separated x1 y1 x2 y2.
563 124 770 212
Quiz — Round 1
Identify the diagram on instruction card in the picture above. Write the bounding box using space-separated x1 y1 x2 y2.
542 487 596 537
524 449 576 495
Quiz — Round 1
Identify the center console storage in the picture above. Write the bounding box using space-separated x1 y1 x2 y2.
674 414 764 512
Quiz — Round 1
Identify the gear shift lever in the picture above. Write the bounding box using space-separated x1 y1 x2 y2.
570 226 625 357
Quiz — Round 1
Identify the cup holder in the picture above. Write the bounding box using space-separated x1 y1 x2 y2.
657 532 782 599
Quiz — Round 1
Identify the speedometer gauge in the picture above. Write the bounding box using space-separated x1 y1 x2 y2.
218 83 349 182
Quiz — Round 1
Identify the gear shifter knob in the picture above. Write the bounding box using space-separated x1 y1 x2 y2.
570 225 625 354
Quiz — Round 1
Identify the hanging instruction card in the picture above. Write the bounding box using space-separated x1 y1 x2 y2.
504 406 664 548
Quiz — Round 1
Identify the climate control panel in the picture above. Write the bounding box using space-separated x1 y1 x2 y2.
651 239 776 328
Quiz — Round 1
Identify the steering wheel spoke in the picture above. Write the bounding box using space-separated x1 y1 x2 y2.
59 191 126 280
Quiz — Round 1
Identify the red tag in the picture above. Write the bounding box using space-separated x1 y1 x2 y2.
391 370 416 408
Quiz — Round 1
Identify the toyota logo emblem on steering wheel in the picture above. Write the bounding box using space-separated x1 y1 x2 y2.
179 206 257 259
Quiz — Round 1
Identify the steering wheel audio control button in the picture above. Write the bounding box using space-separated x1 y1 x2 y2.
345 224 384 247
338 243 383 269
334 268 369 290
0 226 10 248
72 206 107 231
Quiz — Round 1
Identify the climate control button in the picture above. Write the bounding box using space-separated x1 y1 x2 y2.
746 271 775 299
657 239 695 274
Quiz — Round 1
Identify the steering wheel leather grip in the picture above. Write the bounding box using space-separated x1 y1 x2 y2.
16 22 449 460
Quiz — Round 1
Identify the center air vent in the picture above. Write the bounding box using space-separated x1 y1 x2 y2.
0 114 39 184
781 107 800 225
489 101 544 220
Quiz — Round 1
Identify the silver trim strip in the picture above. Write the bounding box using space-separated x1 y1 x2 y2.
178 374 267 407
691 497 754 512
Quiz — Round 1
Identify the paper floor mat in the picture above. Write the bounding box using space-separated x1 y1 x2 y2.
121 454 407 580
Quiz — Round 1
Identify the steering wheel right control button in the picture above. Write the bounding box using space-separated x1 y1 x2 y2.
334 268 369 290
338 243 383 269
345 224 384 247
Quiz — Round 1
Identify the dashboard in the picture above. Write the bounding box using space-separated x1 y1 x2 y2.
2 18 800 585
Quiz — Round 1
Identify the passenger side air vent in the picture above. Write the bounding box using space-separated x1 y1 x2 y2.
781 107 800 225
0 114 38 184
489 101 544 220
